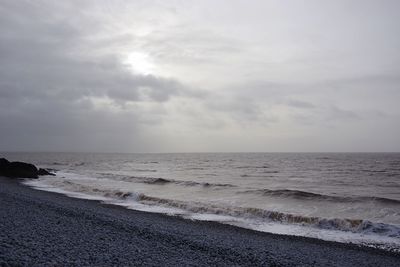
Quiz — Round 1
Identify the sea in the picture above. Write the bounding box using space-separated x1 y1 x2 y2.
2 152 400 252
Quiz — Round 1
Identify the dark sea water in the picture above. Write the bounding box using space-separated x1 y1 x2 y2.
2 152 400 251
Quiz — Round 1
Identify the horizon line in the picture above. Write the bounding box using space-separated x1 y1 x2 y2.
1 151 399 154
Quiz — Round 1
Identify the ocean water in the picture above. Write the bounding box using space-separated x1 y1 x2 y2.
2 152 400 251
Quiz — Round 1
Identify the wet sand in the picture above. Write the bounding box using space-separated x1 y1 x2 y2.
0 177 399 266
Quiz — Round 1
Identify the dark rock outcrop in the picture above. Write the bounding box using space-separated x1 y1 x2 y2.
37 168 55 176
0 158 55 178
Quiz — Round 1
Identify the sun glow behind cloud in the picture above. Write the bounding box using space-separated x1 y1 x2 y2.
123 52 155 75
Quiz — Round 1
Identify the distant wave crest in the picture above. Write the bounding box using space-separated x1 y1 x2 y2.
98 173 235 188
239 188 400 204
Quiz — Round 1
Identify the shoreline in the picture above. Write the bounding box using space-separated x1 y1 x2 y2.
1 177 399 266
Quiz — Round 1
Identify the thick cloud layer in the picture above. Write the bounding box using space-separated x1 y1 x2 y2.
0 1 399 152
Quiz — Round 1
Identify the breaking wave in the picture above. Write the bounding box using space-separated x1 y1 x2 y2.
95 189 400 238
51 184 399 239
240 188 400 204
139 176 235 188
97 173 235 188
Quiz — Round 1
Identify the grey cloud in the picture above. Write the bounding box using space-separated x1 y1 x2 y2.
0 1 193 152
286 100 316 109
316 74 400 92
0 1 399 152
325 106 360 122
202 78 378 129
289 105 360 127
142 26 244 64
0 1 189 106
207 97 264 122
106 75 183 103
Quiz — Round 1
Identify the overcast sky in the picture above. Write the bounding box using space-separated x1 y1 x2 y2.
0 0 399 152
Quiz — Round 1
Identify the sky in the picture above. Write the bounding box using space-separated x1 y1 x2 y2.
0 0 399 153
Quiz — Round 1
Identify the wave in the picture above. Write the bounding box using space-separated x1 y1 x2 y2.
181 180 235 187
240 173 277 178
142 177 235 188
240 188 400 204
131 169 157 172
97 190 400 238
141 177 172 184
235 165 271 169
316 157 333 160
183 167 206 170
97 173 235 188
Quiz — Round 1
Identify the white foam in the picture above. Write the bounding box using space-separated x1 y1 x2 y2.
183 212 400 252
23 177 189 216
107 197 189 215
23 179 111 201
